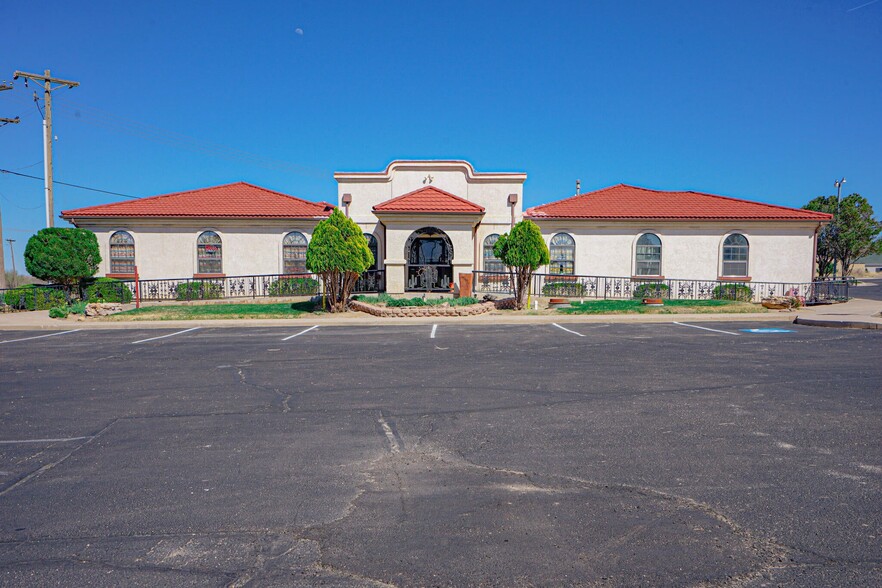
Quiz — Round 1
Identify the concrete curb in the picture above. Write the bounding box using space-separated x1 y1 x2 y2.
794 317 882 330
0 310 801 331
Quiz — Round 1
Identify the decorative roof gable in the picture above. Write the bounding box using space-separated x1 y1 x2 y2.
373 186 485 214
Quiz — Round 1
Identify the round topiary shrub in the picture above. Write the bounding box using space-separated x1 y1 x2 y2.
712 284 753 302
268 277 320 296
175 281 223 301
3 285 67 310
82 277 133 303
633 283 670 299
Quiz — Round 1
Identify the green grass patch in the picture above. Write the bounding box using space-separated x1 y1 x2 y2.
559 299 766 315
353 294 480 307
109 301 316 321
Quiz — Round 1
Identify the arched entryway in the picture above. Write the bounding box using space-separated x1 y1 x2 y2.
405 227 454 292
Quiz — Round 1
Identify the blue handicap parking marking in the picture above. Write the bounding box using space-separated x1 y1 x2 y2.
739 328 795 334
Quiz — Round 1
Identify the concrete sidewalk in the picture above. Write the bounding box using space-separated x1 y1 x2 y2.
0 297 879 331
794 297 882 330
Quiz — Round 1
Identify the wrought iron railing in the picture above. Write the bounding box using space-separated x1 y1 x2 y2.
353 269 385 293
1 283 71 310
472 271 849 304
128 273 321 301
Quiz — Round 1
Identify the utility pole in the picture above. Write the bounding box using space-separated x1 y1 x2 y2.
0 81 20 126
832 177 846 281
0 82 17 289
12 70 79 228
6 239 15 288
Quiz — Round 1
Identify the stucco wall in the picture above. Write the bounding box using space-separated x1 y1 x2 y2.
336 161 525 227
533 221 818 284
81 221 319 280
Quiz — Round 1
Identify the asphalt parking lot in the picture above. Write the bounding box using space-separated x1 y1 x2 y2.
0 322 880 587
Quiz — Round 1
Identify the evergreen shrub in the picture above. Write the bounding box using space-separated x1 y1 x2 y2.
268 277 320 296
712 284 753 301
82 277 133 303
633 283 670 299
175 281 223 301
3 285 67 310
542 281 585 297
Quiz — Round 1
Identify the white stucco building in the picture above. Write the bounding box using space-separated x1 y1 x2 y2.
61 159 831 295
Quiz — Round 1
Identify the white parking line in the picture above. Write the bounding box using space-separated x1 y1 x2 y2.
673 322 740 336
0 330 82 345
552 323 585 337
0 436 92 444
377 415 401 453
282 325 319 341
131 327 201 345
430 324 438 339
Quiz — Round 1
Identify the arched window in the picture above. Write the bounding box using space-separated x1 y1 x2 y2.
722 234 749 277
197 231 223 274
283 231 308 274
109 231 135 274
364 233 379 271
483 234 505 273
549 233 575 275
635 233 662 276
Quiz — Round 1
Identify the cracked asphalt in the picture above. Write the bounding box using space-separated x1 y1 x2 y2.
0 321 880 587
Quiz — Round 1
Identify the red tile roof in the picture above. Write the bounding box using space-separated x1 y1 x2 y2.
61 182 333 219
373 186 485 214
525 184 833 221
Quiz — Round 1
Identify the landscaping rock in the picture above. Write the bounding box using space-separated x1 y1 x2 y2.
85 302 124 317
348 299 495 317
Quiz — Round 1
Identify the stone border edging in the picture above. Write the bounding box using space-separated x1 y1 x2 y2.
348 299 499 317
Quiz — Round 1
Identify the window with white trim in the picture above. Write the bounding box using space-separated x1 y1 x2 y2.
197 231 223 274
549 233 575 275
283 231 308 274
483 234 505 273
722 234 749 277
109 231 135 274
635 233 662 276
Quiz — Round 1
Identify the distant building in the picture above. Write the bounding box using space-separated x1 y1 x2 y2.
61 159 831 293
853 254 882 274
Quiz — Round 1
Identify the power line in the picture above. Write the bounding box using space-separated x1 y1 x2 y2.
0 169 140 199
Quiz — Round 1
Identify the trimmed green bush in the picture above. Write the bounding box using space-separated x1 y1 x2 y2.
712 284 754 301
24 228 101 289
82 277 133 303
3 285 67 310
493 220 550 310
69 300 88 315
306 208 374 312
49 305 70 319
268 277 320 296
175 281 223 301
384 296 479 308
633 283 670 299
542 281 584 297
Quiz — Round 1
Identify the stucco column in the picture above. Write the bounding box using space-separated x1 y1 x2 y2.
384 260 406 294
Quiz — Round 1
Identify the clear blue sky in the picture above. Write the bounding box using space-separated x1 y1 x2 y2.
2 0 880 274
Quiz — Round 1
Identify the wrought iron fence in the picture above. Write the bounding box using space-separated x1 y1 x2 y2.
353 269 385 293
472 271 849 304
130 273 321 301
0 284 71 310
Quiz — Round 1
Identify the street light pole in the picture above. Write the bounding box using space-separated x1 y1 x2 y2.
832 177 846 281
